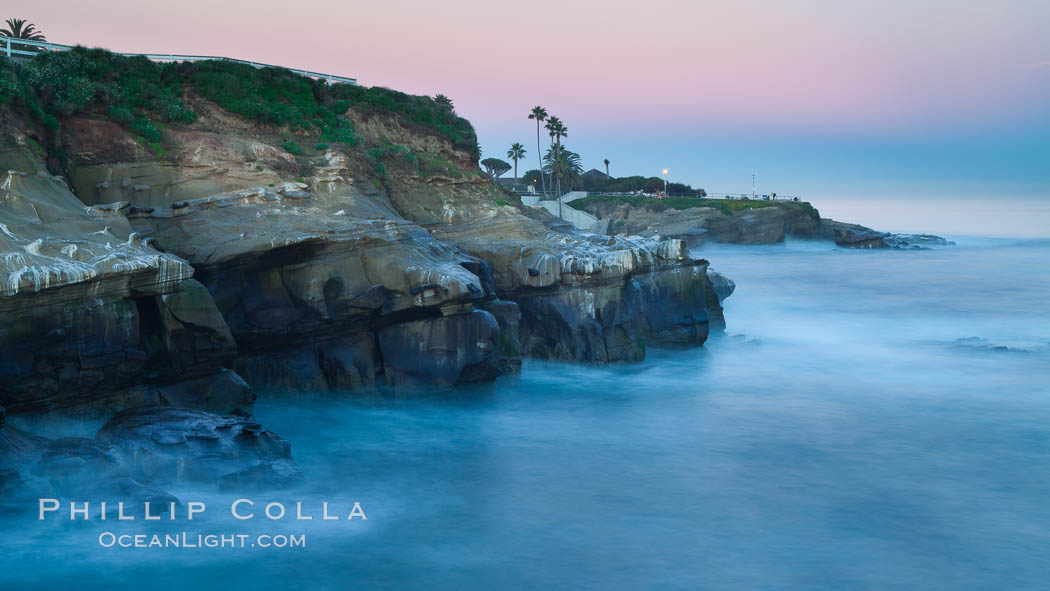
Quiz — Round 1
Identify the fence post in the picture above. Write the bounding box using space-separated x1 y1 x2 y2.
5 37 9 58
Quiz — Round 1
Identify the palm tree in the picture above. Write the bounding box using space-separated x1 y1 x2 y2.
506 142 527 186
543 144 583 217
543 116 566 196
603 158 610 177
528 106 548 196
1 18 46 53
545 116 567 146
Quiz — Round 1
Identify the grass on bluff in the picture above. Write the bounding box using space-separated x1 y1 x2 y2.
0 47 481 167
569 195 818 217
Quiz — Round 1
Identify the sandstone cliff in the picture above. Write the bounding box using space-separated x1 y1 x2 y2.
0 50 725 418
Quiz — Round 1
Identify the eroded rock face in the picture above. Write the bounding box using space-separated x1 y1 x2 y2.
1 92 729 408
96 405 301 490
477 299 523 373
340 112 727 363
0 160 246 412
134 369 256 416
439 227 716 361
378 309 501 385
122 152 500 391
707 270 736 304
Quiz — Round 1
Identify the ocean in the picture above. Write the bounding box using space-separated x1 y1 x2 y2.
3 201 1049 590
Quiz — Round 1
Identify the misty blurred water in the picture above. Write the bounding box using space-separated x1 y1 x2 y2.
3 236 1050 590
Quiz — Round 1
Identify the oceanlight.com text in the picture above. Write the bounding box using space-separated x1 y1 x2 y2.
97 532 306 549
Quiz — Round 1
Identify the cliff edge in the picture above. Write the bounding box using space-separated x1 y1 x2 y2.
0 49 726 416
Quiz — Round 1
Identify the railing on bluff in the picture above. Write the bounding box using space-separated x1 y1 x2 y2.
0 35 357 85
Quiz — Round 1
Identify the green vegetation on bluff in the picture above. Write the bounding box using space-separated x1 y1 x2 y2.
0 47 480 166
568 195 819 217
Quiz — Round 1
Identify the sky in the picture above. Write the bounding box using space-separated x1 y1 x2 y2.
5 0 1049 200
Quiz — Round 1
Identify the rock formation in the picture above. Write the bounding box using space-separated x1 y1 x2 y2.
0 50 730 500
0 404 299 506
0 54 727 422
573 197 952 249
96 405 301 490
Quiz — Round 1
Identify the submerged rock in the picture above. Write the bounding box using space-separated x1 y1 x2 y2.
818 219 890 248
819 220 956 249
0 426 177 509
96 405 301 490
951 337 1047 354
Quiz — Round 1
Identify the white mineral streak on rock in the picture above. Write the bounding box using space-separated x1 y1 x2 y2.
405 262 482 306
23 239 44 256
559 254 598 276
655 238 686 260
441 203 458 223
601 249 637 273
1 170 26 191
1 169 193 297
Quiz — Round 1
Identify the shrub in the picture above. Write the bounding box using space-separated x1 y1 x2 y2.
313 141 328 150
130 116 162 143
281 140 304 155
328 84 479 159
108 104 134 124
2 47 479 170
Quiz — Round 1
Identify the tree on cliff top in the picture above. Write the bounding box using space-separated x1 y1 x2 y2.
543 144 583 205
1 18 46 53
545 116 567 146
481 158 511 179
1 18 46 41
528 106 548 195
520 169 542 188
506 142 526 184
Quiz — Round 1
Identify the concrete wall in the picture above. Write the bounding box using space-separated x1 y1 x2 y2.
523 192 605 234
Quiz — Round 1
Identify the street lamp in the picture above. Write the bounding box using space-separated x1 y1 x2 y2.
662 168 669 196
